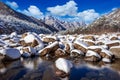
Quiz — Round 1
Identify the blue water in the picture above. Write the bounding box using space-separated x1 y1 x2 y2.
0 57 120 80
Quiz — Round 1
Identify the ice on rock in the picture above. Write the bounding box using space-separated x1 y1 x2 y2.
55 58 73 73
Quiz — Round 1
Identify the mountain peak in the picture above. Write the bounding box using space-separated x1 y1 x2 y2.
0 2 15 15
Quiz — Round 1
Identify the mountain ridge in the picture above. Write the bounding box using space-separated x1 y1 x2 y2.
0 2 85 34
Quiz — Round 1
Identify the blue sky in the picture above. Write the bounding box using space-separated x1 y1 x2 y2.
2 0 120 23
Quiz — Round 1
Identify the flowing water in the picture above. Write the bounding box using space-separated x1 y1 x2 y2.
0 57 120 80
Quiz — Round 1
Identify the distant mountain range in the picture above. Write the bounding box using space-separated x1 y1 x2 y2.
0 2 85 34
80 8 120 34
0 2 120 34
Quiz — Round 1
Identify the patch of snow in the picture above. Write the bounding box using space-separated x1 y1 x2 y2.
102 58 111 63
110 46 120 49
71 49 84 55
10 32 17 38
86 50 101 58
105 40 120 45
101 48 113 56
46 41 58 48
74 40 88 49
55 58 73 73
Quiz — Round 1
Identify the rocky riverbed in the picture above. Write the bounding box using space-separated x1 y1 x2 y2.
0 32 120 79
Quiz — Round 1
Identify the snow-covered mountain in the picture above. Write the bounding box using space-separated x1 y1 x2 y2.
44 15 86 31
0 2 85 34
83 8 120 34
0 2 58 34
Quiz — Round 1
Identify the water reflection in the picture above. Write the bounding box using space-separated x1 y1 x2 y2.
0 57 120 80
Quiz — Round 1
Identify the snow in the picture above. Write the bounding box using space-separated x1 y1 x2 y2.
55 58 73 73
102 58 111 63
101 48 113 56
10 32 17 38
0 39 6 46
110 46 120 49
88 46 102 49
64 42 74 51
74 39 88 49
71 49 84 55
46 41 58 48
24 34 35 43
105 40 120 45
10 37 20 43
66 35 76 42
86 50 101 58
59 42 65 49
43 35 57 40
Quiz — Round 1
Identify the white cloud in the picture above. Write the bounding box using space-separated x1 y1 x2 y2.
47 1 100 24
112 8 117 11
47 0 78 16
77 9 100 24
22 5 44 19
6 1 19 9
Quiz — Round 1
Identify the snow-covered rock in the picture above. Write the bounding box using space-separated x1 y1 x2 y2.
88 46 102 53
105 40 120 48
20 32 44 48
110 46 120 58
85 50 101 62
55 58 73 73
100 48 113 58
71 49 84 57
22 46 36 56
42 35 57 43
74 39 88 53
38 41 59 56
10 32 17 38
54 48 66 57
64 42 74 54
102 58 111 63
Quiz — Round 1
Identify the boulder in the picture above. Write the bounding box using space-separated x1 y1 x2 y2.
74 40 88 53
55 58 73 77
83 40 95 46
71 49 84 57
105 40 119 48
100 48 113 63
54 48 66 57
0 48 21 60
84 50 101 62
88 46 102 54
19 32 44 48
82 35 95 41
43 38 56 43
96 41 104 45
110 46 120 58
38 41 59 56
110 36 118 40
64 42 74 54
22 47 36 56
102 57 111 63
